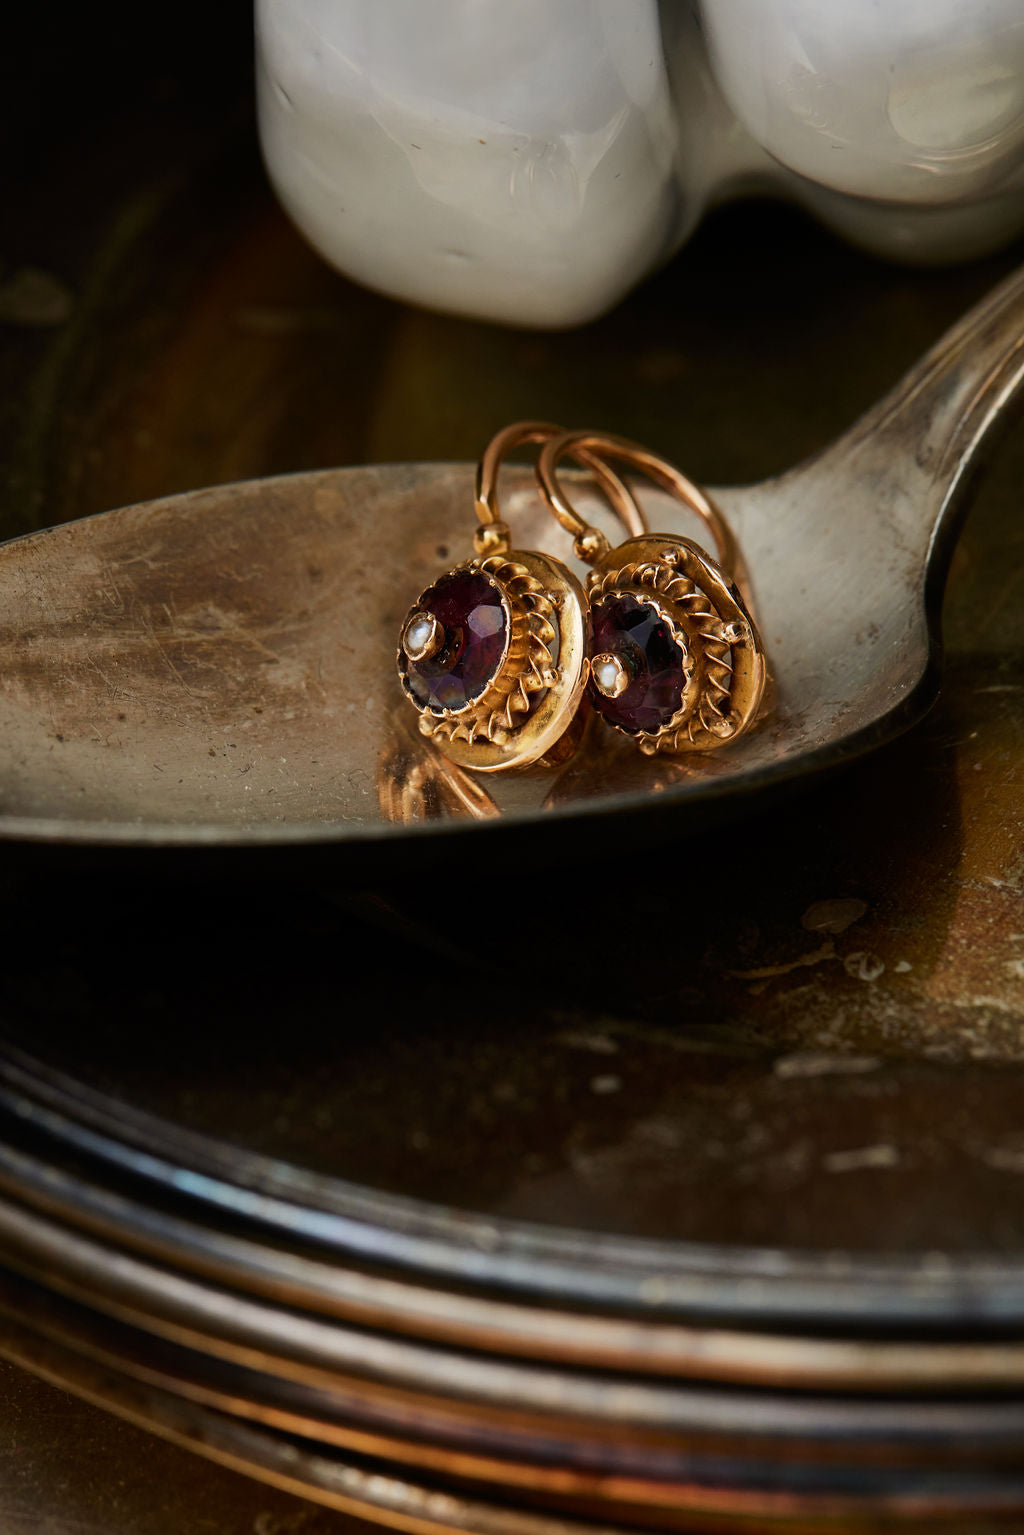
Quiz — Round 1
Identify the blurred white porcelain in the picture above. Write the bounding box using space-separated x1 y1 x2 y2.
256 0 1024 327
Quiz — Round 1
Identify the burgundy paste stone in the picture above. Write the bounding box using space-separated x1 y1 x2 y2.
403 569 508 711
589 593 687 733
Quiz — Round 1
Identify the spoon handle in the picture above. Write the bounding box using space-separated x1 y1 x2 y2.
822 262 1024 566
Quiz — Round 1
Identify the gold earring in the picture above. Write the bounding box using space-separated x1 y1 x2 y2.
396 421 648 771
536 429 768 755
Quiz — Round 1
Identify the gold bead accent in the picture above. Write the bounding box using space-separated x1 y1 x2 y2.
574 527 611 564
473 522 511 558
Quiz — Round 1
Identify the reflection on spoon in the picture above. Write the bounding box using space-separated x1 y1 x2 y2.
377 707 500 824
377 704 781 827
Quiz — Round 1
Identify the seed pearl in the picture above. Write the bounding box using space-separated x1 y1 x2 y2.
592 652 629 699
403 611 443 662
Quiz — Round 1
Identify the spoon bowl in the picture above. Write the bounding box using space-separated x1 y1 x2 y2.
0 266 1021 858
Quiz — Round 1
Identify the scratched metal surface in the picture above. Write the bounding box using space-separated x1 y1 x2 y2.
2 4 1024 1531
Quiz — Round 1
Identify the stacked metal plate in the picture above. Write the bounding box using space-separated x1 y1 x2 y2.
1 1019 1024 1535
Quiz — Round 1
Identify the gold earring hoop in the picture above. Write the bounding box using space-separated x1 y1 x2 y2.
474 421 648 564
537 429 768 756
396 421 648 772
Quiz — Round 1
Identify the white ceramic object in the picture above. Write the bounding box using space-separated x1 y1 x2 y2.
256 0 1024 327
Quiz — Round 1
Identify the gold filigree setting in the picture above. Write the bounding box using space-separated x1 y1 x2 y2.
397 552 589 772
586 535 767 755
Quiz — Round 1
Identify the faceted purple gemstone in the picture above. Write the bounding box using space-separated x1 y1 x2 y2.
589 593 687 733
403 569 508 711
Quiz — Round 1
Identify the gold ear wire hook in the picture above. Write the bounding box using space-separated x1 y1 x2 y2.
473 420 649 560
536 428 741 582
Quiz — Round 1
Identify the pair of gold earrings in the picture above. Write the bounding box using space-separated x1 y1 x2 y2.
397 421 767 773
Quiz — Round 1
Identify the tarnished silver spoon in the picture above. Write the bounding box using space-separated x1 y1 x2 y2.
0 265 1021 853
